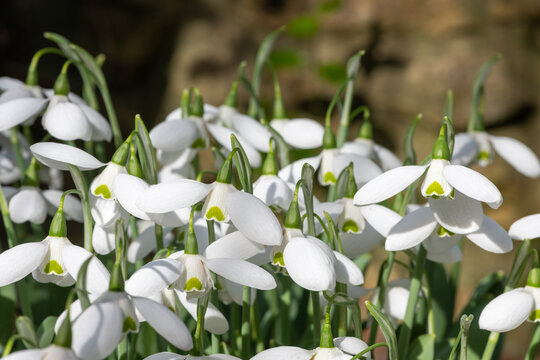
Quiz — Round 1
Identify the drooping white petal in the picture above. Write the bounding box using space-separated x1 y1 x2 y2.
132 296 193 350
0 97 48 131
176 290 229 335
227 191 282 246
340 225 384 258
72 301 125 360
126 259 183 297
43 189 83 222
150 120 199 152
78 103 112 142
231 114 271 152
253 175 293 209
92 224 116 255
334 337 371 358
143 353 184 360
1 349 46 360
373 144 402 171
385 207 438 251
353 165 427 206
0 76 25 90
443 165 502 209
206 258 276 290
250 346 312 360
384 281 411 322
466 216 513 253
360 204 402 237
30 142 105 171
509 214 540 240
207 124 262 167
333 251 364 285
62 243 110 295
204 231 264 260
278 156 321 184
280 118 324 149
490 135 540 178
426 246 462 263
43 101 92 141
479 288 533 332
283 237 336 291
428 190 483 234
451 133 477 166
0 242 47 286
9 187 48 224
113 174 151 220
422 234 461 254
333 153 382 186
137 180 212 214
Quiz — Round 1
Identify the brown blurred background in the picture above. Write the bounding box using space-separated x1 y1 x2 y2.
1 0 540 358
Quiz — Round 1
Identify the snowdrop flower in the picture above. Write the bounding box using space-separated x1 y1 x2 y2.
30 142 106 171
0 75 47 131
43 190 83 222
479 267 540 332
144 353 241 360
318 125 339 186
509 213 540 241
385 202 512 253
207 123 262 168
253 142 292 210
127 220 175 263
0 205 109 291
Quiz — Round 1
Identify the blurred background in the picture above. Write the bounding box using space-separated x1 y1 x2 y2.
1 0 540 358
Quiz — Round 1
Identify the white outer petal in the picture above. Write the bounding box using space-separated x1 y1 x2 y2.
43 102 92 141
207 124 262 167
9 188 47 224
478 288 533 332
451 133 478 166
2 349 46 360
62 244 110 295
206 258 276 290
333 153 382 186
490 135 540 178
137 180 212 213
353 165 427 206
281 118 324 149
278 156 321 184
385 207 438 251
204 231 264 260
428 191 483 234
373 144 402 171
30 142 105 171
0 242 47 286
333 251 364 285
231 114 271 152
150 119 199 152
79 103 112 142
360 204 402 237
443 164 502 209
176 291 229 335
334 337 371 358
250 346 312 360
126 259 183 297
466 216 513 254
509 213 540 240
113 174 151 220
0 97 48 131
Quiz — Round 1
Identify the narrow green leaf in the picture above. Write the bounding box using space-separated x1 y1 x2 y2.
43 32 79 60
300 163 315 236
334 165 351 200
403 114 422 166
444 90 454 123
468 55 501 132
318 63 347 84
70 44 107 89
288 16 319 38
135 115 158 184
365 300 398 360
15 316 38 349
407 334 436 360
268 50 302 68
261 119 290 167
231 134 253 194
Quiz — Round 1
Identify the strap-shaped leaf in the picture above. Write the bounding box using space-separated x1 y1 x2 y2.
365 300 398 360
467 54 501 132
231 134 253 194
301 163 315 236
134 115 158 185
334 164 351 200
262 119 290 167
403 113 421 166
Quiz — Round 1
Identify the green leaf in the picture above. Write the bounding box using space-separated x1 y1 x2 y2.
468 54 501 132
403 113 422 166
70 44 107 89
15 316 38 349
318 63 347 84
365 300 398 360
135 115 158 185
268 50 303 68
0 285 15 351
334 165 351 200
37 316 58 348
406 334 435 360
354 253 372 273
288 15 319 38
443 90 454 123
248 27 284 118
231 134 253 194
43 32 79 60
300 163 316 236
319 0 343 13
262 119 290 167
425 260 454 342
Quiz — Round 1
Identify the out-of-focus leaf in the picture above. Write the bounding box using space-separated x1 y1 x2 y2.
269 50 303 68
468 54 501 132
444 90 454 123
135 115 158 185
403 113 421 166
0 285 15 351
354 253 372 273
37 316 58 348
15 316 38 349
288 15 319 38
319 0 343 13
318 63 347 84
366 300 398 360
425 260 454 342
406 334 435 360
301 163 315 236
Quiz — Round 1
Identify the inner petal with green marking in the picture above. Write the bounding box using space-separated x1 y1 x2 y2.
206 206 225 222
185 277 203 291
122 316 137 333
342 220 359 233
94 184 112 199
44 260 63 275
529 309 540 322
425 181 444 197
323 172 336 184
272 252 285 267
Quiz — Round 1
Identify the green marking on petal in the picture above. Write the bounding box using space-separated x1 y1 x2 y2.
478 150 491 160
342 220 359 233
122 316 137 333
323 172 337 184
44 260 63 275
437 226 455 237
185 277 203 291
94 184 111 199
206 206 225 222
425 181 444 196
273 252 285 267
529 309 540 322
191 138 206 149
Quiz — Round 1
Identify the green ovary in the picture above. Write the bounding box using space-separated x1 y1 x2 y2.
425 181 444 196
122 316 137 332
206 206 225 222
185 277 203 291
342 220 359 233
94 184 112 199
44 260 63 275
323 172 337 184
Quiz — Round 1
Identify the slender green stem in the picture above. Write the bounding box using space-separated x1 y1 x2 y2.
525 323 540 360
10 128 26 182
336 283 348 337
351 342 389 360
449 329 465 360
100 85 123 148
460 315 473 360
193 296 210 356
481 331 499 360
117 336 128 360
68 165 93 252
423 271 435 335
251 300 263 353
369 251 395 344
398 245 427 357
207 219 220 353
154 224 163 251
312 290 321 344
241 286 251 359
279 276 291 345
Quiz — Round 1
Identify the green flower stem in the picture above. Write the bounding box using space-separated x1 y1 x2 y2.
10 128 27 182
336 282 348 337
460 315 473 360
525 323 540 360
117 337 128 360
68 165 93 252
192 296 210 356
481 331 500 360
230 303 240 354
241 286 251 359
350 342 388 360
99 85 123 148
207 219 220 354
251 300 264 353
397 245 427 357
423 270 436 336
279 276 291 345
368 251 395 345
311 290 321 344
154 224 163 251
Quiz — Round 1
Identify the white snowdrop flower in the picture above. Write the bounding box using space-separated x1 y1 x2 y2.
144 353 241 360
2 345 81 360
318 124 340 186
452 131 540 178
0 80 47 131
509 213 540 241
230 113 272 153
271 118 325 150
30 142 106 171
42 190 83 222
479 268 540 332
253 143 293 210
278 155 321 184
9 186 48 224
385 202 512 253
202 182 236 222
207 123 262 167
127 220 175 263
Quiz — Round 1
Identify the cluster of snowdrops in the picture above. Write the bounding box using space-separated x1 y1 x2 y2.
0 31 539 360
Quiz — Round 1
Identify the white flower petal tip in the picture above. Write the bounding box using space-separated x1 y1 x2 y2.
204 231 264 260
353 165 427 206
509 214 540 241
0 242 47 287
126 259 183 297
334 337 371 358
207 124 262 167
280 118 324 149
0 97 48 131
43 102 92 141
176 291 229 335
227 191 282 246
9 188 47 224
333 251 364 286
150 119 199 152
451 133 478 166
478 289 533 332
250 346 312 360
466 216 512 254
360 204 402 238
207 258 276 290
231 114 271 152
428 191 483 234
62 245 110 294
490 135 540 178
30 142 105 171
113 174 150 220
137 180 211 214
443 165 502 209
385 207 438 251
